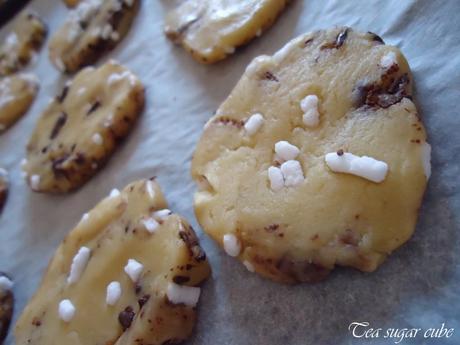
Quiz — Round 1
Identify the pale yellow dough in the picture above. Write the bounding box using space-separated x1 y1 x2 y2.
0 74 39 133
164 0 290 64
24 60 145 193
49 0 139 73
0 12 47 76
191 28 429 283
15 179 211 345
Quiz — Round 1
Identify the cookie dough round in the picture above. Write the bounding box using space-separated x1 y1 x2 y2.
191 28 430 283
164 0 290 64
15 179 211 345
0 73 39 133
0 12 47 77
0 169 8 214
0 273 14 344
23 60 144 193
49 0 139 73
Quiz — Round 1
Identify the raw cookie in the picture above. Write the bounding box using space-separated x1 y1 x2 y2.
0 12 47 76
191 28 430 283
49 0 139 73
164 0 290 64
23 60 144 193
0 74 39 133
15 179 211 345
0 273 14 344
0 169 8 214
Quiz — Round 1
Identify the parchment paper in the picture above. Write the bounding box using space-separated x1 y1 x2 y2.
0 0 459 344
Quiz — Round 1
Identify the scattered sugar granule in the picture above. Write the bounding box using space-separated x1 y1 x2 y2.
325 151 388 183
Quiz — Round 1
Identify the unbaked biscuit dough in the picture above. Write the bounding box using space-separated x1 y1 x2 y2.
164 0 290 64
0 12 47 77
15 179 211 345
49 0 139 73
0 74 39 133
23 60 144 193
191 28 430 283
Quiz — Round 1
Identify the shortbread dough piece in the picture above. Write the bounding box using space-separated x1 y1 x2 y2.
63 0 81 8
15 179 211 345
0 74 39 133
49 0 139 73
164 0 290 64
23 60 144 193
0 169 8 214
0 12 47 76
0 273 14 344
191 28 430 283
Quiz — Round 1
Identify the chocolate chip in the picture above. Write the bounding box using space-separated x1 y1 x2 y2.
263 71 279 82
353 73 411 109
376 74 410 108
87 101 101 115
264 224 279 233
165 15 202 42
172 275 190 285
18 56 28 65
335 28 349 48
79 20 88 30
339 229 360 246
321 28 349 50
214 117 244 128
74 153 86 165
304 38 314 46
178 225 206 262
118 306 135 331
367 31 385 44
56 85 69 103
49 112 67 140
52 155 70 179
191 246 206 262
138 295 150 308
